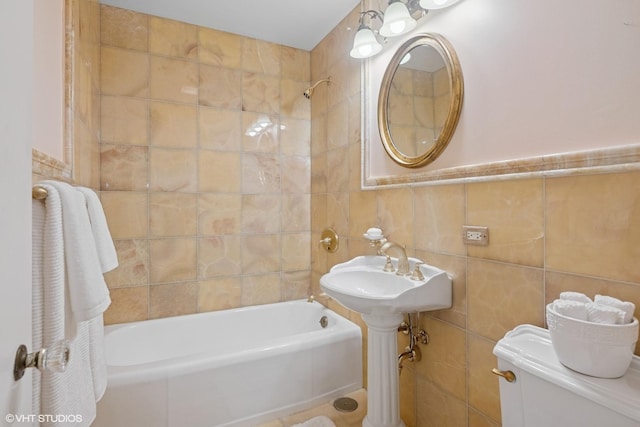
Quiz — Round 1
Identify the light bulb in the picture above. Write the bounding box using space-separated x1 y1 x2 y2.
379 2 417 38
350 25 383 58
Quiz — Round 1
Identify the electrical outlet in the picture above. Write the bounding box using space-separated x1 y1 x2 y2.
463 226 489 246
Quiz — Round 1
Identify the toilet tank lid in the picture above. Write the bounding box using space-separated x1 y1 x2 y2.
493 325 640 423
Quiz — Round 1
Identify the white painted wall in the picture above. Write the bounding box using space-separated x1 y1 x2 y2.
366 0 640 179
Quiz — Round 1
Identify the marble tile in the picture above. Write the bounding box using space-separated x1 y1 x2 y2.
198 277 242 312
101 96 148 144
280 46 310 82
101 191 148 239
469 408 500 427
414 183 466 256
100 144 148 191
242 112 279 153
199 107 242 151
417 251 467 329
468 333 501 424
415 317 466 401
280 118 310 157
282 270 312 300
376 187 414 247
467 178 544 267
149 102 197 148
326 147 349 192
415 377 467 427
149 55 198 103
241 194 280 233
100 5 148 51
326 192 349 237
348 191 377 239
101 46 148 97
242 153 281 194
281 155 310 194
199 64 242 109
281 194 311 233
198 150 241 193
198 193 242 236
242 38 280 75
242 234 281 274
198 236 242 278
198 27 243 69
546 171 640 283
149 238 197 283
241 273 281 306
281 79 310 120
104 239 149 288
149 282 198 319
148 16 197 59
149 192 197 237
282 233 311 271
149 148 197 192
467 258 544 341
327 100 348 149
104 286 148 325
242 72 280 114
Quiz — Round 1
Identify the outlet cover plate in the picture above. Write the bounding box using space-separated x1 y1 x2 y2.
463 226 489 246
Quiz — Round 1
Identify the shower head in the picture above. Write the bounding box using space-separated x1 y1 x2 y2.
303 77 332 99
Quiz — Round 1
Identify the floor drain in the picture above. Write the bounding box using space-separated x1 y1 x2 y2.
333 397 358 412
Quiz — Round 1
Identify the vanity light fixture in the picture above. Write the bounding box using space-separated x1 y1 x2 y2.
350 0 461 59
350 10 384 59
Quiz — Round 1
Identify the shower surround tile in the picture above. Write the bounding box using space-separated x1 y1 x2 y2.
149 56 199 104
148 16 197 60
149 102 198 148
101 46 149 97
198 27 243 68
100 4 148 51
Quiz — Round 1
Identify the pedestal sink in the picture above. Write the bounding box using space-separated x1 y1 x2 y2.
320 255 452 427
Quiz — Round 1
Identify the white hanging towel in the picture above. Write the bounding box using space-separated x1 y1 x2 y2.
33 181 117 426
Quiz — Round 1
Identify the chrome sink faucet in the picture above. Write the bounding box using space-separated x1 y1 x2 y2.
363 228 411 276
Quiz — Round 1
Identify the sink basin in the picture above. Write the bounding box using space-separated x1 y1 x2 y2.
320 255 452 315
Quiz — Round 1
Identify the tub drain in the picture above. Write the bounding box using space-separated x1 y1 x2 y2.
333 397 358 412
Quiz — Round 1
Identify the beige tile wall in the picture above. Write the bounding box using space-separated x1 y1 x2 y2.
310 6 640 427
98 5 312 324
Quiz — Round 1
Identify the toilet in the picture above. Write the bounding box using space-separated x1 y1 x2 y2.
493 325 640 426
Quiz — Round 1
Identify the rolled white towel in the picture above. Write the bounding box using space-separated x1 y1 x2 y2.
594 295 636 324
553 299 588 321
560 291 593 304
586 302 626 324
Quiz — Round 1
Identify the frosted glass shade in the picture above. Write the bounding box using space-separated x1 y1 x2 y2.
379 2 417 37
350 26 383 58
419 0 461 10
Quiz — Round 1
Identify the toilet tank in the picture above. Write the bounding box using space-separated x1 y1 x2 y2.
493 325 640 427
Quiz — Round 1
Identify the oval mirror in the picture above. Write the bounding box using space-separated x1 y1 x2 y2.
378 33 463 168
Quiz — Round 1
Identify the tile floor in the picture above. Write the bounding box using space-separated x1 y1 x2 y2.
259 388 367 427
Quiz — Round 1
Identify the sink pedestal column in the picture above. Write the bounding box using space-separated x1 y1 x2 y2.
362 313 406 427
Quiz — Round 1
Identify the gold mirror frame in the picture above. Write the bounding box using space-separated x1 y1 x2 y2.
378 33 464 168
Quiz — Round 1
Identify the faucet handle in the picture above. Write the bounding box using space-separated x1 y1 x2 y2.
383 255 396 272
410 262 425 281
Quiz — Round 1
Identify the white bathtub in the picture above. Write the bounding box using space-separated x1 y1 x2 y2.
93 300 362 427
